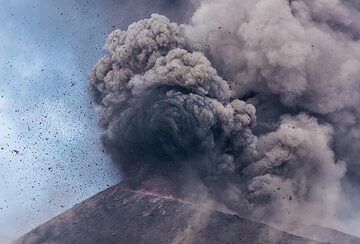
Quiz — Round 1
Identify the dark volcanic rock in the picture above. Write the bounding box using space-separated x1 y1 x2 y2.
14 185 322 244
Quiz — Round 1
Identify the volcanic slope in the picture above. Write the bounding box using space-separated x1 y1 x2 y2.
14 184 357 244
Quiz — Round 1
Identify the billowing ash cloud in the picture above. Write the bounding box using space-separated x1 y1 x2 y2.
185 0 360 223
89 0 360 232
186 0 360 174
90 14 256 183
187 0 360 115
243 114 346 222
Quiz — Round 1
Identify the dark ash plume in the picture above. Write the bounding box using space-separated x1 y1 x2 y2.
90 14 256 188
89 1 360 233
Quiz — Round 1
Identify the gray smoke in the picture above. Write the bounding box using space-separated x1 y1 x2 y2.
185 0 360 226
89 0 360 233
90 14 256 185
187 0 360 115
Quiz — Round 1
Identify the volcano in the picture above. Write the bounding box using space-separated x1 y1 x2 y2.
14 184 360 244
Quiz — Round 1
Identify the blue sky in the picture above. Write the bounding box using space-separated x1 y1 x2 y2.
0 0 191 242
